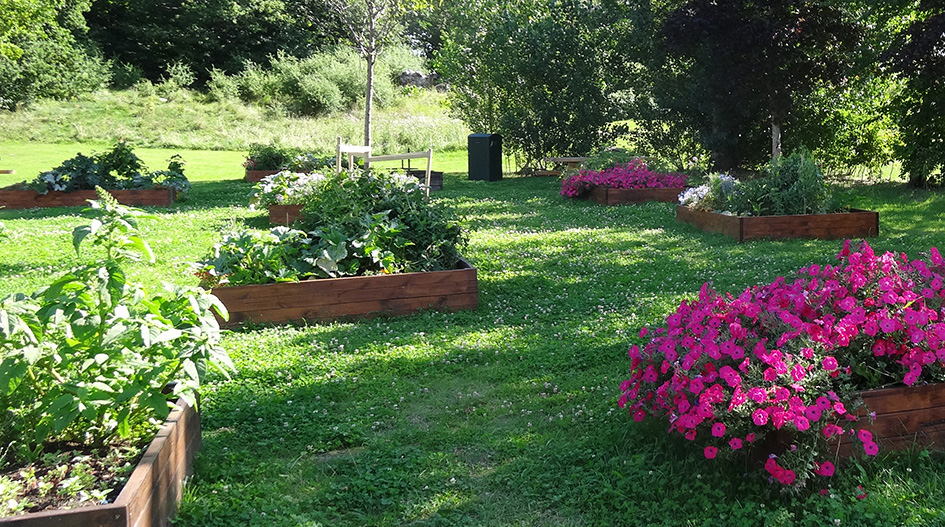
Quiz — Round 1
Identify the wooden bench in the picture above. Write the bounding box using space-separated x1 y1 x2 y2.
336 137 434 196
0 170 14 175
535 156 588 177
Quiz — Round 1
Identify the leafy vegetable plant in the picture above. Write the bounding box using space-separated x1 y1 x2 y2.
18 141 190 195
199 170 465 287
0 188 231 464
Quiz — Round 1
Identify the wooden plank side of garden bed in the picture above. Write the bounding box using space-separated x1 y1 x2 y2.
740 209 879 241
268 204 304 225
212 260 478 327
228 291 480 326
675 205 878 242
860 383 945 414
828 384 945 457
675 205 742 240
214 270 477 311
245 170 280 182
0 401 198 527
116 400 200 527
0 188 176 209
589 187 684 206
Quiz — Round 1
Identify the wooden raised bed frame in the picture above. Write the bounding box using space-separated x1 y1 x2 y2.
588 187 684 206
829 383 945 458
0 188 176 209
211 259 478 327
0 400 200 527
245 169 280 183
269 204 303 225
675 205 879 242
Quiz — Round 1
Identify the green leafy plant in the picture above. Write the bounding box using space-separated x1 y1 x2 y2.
200 170 465 287
0 188 232 465
20 142 190 195
679 151 839 216
243 143 296 171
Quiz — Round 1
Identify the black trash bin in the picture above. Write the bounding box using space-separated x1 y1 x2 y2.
468 133 502 181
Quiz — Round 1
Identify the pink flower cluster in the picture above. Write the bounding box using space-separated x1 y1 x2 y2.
561 158 687 198
619 240 945 485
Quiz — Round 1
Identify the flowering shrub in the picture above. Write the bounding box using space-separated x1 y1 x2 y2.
249 170 329 209
619 240 945 486
561 158 687 198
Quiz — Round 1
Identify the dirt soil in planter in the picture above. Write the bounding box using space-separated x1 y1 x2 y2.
1 438 151 516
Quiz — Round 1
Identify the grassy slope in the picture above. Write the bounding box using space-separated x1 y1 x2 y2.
0 89 469 154
1 166 944 525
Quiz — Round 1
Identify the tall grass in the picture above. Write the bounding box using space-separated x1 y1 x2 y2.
0 88 469 154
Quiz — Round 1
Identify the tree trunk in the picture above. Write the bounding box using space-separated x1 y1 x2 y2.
771 117 782 159
364 53 375 170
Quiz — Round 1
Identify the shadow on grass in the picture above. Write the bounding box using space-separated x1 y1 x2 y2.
177 178 945 526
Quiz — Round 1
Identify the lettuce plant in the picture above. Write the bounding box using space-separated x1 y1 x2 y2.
620 240 945 487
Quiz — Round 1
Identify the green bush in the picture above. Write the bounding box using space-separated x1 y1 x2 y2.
0 36 110 110
109 62 145 90
244 144 338 172
221 45 413 117
156 61 196 101
199 170 465 287
206 67 240 102
680 151 838 216
22 142 190 195
243 143 295 171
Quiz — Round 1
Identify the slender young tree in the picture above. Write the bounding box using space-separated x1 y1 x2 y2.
326 0 403 155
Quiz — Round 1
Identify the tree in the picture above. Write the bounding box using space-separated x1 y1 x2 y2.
0 0 60 59
438 0 636 165
0 0 107 109
84 0 347 83
643 0 863 170
880 0 945 187
326 0 403 151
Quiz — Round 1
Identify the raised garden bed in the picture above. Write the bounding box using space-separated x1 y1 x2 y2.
269 204 303 225
245 169 280 183
0 188 176 209
588 187 685 206
834 383 945 457
406 169 443 191
0 400 200 527
211 259 478 327
675 205 879 242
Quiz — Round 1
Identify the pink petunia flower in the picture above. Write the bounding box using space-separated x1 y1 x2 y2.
805 406 823 422
822 356 839 371
752 409 769 426
712 422 726 437
729 437 743 450
704 446 718 459
814 461 835 477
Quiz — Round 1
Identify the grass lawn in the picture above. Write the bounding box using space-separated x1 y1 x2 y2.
1 144 945 526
